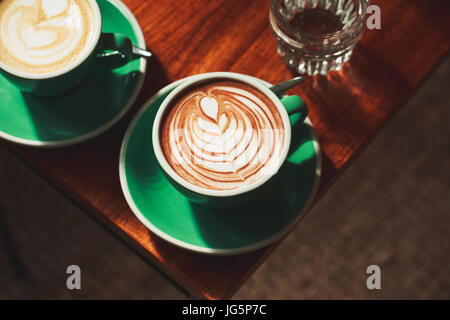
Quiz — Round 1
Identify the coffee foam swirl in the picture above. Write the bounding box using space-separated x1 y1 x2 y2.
160 81 286 191
0 0 95 74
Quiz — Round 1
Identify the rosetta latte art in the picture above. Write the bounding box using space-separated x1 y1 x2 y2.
160 81 286 191
0 0 95 74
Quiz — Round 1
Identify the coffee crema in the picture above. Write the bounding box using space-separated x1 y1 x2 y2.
160 80 286 191
0 0 96 74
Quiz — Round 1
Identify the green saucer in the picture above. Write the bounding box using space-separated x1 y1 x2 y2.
119 76 321 255
0 0 146 147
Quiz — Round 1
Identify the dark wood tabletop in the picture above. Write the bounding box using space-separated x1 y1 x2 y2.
2 0 449 299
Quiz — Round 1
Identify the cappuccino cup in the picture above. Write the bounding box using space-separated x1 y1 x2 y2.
0 0 135 97
152 72 308 207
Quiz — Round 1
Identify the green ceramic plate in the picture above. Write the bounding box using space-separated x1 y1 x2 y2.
120 75 322 255
0 0 146 147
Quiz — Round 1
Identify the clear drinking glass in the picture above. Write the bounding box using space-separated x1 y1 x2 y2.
270 0 369 76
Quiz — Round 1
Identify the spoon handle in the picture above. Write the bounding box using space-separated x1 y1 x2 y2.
132 46 152 58
269 76 304 97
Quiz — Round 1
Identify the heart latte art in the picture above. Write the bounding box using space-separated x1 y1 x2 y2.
0 0 96 74
160 81 286 191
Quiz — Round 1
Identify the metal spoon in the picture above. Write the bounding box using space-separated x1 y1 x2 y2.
132 46 152 58
269 76 304 97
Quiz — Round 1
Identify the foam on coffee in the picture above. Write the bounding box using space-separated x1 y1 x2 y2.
160 80 286 191
0 0 96 75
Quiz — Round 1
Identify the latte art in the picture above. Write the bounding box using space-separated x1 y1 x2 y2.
160 81 286 191
0 0 96 74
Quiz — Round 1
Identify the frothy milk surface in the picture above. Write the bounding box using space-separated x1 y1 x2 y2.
160 80 286 191
0 0 96 74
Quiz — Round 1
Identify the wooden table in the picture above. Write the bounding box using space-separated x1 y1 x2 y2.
2 0 449 299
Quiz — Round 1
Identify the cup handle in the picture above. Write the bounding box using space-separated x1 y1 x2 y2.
95 33 134 68
280 95 308 125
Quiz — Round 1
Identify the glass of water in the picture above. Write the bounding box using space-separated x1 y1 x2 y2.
270 0 370 76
